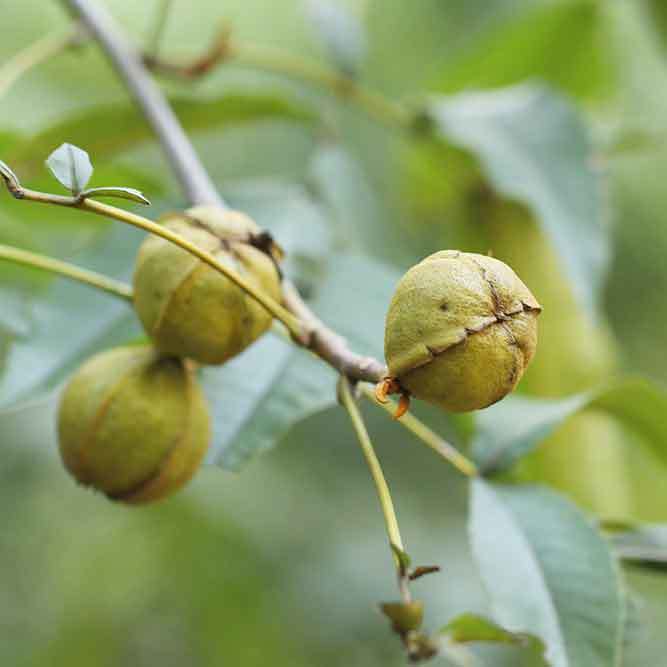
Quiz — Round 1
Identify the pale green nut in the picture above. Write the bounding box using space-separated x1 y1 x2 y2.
133 205 282 365
384 250 541 413
58 345 211 504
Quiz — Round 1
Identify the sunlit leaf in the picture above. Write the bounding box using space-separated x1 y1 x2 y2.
469 481 624 667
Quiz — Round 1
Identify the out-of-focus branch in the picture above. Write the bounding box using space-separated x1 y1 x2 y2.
0 26 83 100
62 0 222 207
142 25 413 131
0 243 132 301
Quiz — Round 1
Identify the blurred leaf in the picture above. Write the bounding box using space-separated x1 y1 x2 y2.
469 481 624 667
202 251 398 469
434 0 610 101
604 522 667 570
224 179 332 296
0 225 143 410
305 0 366 76
312 252 399 360
440 614 548 666
7 93 316 180
80 186 151 206
472 378 667 475
428 84 608 317
308 143 397 259
0 286 32 339
201 335 336 470
647 0 667 47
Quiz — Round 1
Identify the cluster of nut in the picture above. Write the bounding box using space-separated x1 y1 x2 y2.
58 205 540 504
58 206 283 504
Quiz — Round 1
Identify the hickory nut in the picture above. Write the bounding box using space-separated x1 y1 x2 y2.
133 205 282 365
58 345 210 504
381 250 541 413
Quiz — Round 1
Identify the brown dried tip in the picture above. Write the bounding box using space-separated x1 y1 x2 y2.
394 393 411 420
375 377 411 418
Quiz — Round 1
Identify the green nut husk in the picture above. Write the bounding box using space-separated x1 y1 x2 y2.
133 205 282 365
57 345 211 504
384 250 541 413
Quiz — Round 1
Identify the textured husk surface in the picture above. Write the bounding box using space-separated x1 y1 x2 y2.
57 345 210 503
384 250 541 412
133 206 282 365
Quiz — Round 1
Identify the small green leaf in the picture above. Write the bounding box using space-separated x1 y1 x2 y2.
80 186 151 206
46 143 93 194
428 84 608 317
469 481 624 667
305 0 366 76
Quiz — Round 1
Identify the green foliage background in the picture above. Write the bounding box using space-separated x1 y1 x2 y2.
2 1 667 665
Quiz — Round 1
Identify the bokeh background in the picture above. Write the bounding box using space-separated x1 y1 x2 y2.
2 1 667 665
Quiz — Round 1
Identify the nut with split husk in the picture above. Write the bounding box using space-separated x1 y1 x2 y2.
133 205 283 365
57 345 210 504
379 250 541 414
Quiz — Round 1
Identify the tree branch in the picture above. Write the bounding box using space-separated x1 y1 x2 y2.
59 0 392 386
62 0 222 207
141 25 413 131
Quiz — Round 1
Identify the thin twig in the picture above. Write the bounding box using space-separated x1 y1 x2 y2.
147 0 174 58
0 26 83 100
141 26 413 130
0 243 133 301
0 178 305 339
338 376 411 600
359 384 478 477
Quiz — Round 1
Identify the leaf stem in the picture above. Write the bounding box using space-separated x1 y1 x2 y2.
228 40 413 130
0 243 133 301
359 384 478 477
338 375 410 601
141 27 414 131
0 26 83 100
1 180 305 340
